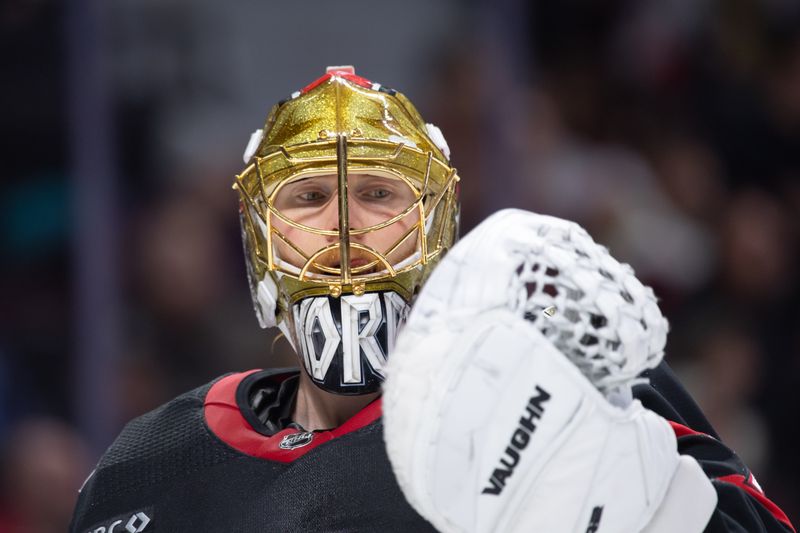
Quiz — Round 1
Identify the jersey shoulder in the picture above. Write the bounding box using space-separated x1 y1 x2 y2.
634 360 719 436
97 374 235 473
71 374 245 531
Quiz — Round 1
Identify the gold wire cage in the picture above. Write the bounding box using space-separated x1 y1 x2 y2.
233 70 460 316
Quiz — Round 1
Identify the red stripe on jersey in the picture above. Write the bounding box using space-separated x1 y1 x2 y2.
717 474 795 532
667 420 794 531
668 420 713 439
203 371 382 463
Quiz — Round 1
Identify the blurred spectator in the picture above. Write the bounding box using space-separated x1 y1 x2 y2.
650 134 728 224
515 88 717 298
676 324 768 474
123 182 295 399
0 419 90 533
718 190 796 305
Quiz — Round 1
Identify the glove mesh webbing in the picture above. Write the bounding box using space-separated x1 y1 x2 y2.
505 220 668 394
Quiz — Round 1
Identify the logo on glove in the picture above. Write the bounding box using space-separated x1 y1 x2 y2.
585 505 604 532
482 385 551 496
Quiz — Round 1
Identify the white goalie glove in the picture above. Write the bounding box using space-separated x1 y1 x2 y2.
383 209 717 533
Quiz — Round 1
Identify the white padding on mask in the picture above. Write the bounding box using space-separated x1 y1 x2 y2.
243 128 264 163
255 276 278 328
425 123 450 160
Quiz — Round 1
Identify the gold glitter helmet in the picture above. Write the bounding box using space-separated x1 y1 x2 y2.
234 66 459 394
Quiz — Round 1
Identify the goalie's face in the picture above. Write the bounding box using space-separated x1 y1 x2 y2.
236 67 460 396
272 172 419 276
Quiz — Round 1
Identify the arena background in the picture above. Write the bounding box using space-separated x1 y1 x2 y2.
1 0 798 530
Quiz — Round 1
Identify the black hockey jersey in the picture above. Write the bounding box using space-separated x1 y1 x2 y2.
70 363 794 532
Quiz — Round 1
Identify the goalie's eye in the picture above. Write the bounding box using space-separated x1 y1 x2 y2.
361 187 392 200
298 190 329 203
275 176 337 211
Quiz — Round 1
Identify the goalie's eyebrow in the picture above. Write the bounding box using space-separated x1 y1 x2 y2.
289 175 335 185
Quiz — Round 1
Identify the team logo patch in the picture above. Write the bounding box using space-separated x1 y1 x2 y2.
279 431 314 450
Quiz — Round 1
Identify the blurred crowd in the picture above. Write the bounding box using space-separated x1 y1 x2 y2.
1 0 798 530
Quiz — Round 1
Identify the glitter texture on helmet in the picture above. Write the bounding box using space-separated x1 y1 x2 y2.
234 67 460 394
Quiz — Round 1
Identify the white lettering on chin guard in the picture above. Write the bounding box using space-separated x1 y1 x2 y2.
292 291 409 395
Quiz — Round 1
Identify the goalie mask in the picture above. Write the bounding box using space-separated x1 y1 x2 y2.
235 67 460 395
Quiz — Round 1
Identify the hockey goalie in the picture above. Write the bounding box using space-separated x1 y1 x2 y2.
70 67 794 532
